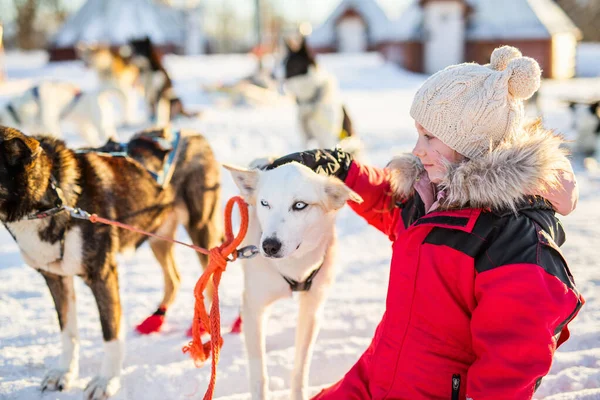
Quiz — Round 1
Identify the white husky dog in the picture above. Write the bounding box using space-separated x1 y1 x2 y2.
224 162 362 400
0 81 118 146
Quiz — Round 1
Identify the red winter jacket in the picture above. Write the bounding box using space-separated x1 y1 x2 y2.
313 128 583 400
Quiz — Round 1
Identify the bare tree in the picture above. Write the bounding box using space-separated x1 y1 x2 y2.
13 0 39 50
47 0 69 25
216 0 238 52
0 23 5 81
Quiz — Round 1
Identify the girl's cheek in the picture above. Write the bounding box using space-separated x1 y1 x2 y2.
430 150 445 166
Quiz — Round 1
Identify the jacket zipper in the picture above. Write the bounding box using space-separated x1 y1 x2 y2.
451 374 461 400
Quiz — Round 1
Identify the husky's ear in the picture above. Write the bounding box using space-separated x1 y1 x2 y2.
284 38 294 54
1 134 40 167
299 36 308 53
322 177 363 211
223 164 259 204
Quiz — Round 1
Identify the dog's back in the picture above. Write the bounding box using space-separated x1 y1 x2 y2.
127 128 222 254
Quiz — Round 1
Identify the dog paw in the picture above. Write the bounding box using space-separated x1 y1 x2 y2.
84 376 121 400
41 368 77 392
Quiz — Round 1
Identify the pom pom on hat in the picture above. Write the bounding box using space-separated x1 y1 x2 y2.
490 46 522 71
506 57 541 100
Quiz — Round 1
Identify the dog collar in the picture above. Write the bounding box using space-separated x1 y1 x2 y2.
3 175 67 262
281 261 323 292
27 176 66 220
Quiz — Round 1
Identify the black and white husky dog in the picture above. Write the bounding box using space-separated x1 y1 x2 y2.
128 37 200 124
283 37 358 151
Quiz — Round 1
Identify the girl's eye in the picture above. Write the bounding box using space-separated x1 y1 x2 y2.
424 134 433 140
292 201 308 211
260 200 270 208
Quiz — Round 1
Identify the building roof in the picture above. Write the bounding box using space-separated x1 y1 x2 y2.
466 0 580 40
310 0 581 47
309 0 396 48
527 0 582 38
52 0 184 48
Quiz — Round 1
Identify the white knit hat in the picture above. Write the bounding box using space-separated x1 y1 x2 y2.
410 46 542 159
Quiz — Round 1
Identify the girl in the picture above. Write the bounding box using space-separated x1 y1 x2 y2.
267 46 583 399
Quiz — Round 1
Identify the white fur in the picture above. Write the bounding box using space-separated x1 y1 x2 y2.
59 278 79 374
5 219 85 276
84 337 123 399
6 218 60 268
285 66 345 149
41 276 79 392
0 82 118 146
225 162 362 400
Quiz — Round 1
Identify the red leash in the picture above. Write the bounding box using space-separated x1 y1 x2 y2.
89 213 212 255
69 196 251 400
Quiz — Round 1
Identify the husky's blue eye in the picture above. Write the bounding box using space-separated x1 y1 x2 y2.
292 201 308 211
260 200 270 208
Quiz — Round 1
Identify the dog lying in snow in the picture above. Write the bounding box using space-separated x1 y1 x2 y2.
0 81 120 146
0 126 221 399
224 161 362 400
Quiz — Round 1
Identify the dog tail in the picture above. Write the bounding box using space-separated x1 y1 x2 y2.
169 97 202 120
341 105 355 138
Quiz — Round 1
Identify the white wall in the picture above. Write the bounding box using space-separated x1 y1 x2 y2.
336 17 368 53
423 1 465 74
552 32 577 79
184 7 205 55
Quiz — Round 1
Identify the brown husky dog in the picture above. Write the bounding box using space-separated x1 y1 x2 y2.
0 126 221 399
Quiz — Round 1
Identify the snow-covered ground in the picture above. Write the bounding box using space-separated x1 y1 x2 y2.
0 50 599 400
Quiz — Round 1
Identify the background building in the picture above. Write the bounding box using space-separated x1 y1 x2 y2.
309 0 582 78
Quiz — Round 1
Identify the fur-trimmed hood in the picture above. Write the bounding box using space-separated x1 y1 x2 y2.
388 122 574 213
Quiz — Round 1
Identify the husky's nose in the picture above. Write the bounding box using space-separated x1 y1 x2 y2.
262 238 282 257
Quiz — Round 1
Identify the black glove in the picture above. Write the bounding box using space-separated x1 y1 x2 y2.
266 148 354 181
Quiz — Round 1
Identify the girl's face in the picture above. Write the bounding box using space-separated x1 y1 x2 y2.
412 122 464 184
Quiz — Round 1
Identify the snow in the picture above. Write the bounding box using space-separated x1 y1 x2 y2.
576 43 600 78
1 51 599 399
465 0 579 40
467 0 550 39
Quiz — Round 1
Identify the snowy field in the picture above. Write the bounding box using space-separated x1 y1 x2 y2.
0 50 599 400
